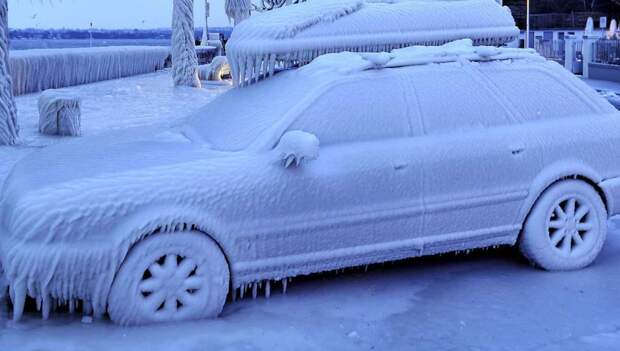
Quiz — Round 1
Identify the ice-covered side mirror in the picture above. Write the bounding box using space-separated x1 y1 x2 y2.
275 131 320 168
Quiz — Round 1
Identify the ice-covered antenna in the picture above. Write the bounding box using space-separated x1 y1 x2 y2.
226 0 520 87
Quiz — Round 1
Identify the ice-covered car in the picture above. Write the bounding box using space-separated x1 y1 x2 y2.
2 41 620 325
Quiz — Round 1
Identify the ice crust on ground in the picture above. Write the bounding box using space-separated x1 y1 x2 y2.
226 0 519 85
10 46 171 95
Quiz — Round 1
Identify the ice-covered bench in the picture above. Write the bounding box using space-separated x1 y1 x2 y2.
38 90 82 137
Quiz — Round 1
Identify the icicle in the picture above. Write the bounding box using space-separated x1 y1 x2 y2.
253 55 261 83
69 299 76 314
240 284 245 299
42 294 51 320
268 54 276 77
231 288 237 303
261 55 269 80
244 56 254 86
252 283 258 300
282 278 288 295
265 281 271 299
83 301 93 315
238 57 246 87
11 280 26 322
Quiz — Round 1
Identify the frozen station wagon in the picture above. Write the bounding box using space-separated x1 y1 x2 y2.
2 41 620 325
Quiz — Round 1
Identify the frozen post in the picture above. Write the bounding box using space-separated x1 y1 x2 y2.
0 0 18 146
564 36 576 74
202 0 210 46
608 19 618 40
582 17 596 79
172 0 201 88
38 90 82 137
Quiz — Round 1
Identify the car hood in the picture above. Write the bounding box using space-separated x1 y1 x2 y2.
0 128 239 243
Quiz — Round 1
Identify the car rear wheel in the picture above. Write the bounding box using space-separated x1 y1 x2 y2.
519 179 607 271
108 231 229 325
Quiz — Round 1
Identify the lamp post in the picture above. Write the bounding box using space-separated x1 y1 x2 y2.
525 0 530 48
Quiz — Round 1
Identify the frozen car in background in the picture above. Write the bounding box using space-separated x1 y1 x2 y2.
2 41 620 325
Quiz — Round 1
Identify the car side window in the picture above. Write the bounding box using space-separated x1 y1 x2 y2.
409 67 512 135
288 76 410 145
482 67 596 121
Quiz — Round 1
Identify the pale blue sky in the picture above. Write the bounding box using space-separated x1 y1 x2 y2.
8 0 230 29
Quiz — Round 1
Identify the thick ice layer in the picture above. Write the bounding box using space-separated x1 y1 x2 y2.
297 39 544 78
172 0 201 88
226 0 519 85
10 46 171 95
198 56 231 81
1 44 618 322
0 0 18 146
38 90 82 136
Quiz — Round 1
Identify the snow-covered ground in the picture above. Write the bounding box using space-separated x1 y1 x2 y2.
2 71 620 350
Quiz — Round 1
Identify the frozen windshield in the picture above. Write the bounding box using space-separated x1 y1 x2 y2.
184 71 328 151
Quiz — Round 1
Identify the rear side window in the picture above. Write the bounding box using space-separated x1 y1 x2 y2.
288 75 410 145
409 68 512 135
482 67 596 121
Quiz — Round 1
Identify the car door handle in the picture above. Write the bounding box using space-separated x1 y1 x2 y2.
510 143 526 156
393 161 409 170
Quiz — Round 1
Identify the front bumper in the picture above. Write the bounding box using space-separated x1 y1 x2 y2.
0 236 118 318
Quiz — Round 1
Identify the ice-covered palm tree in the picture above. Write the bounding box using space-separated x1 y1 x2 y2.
0 0 18 146
225 0 252 25
202 0 210 45
172 0 201 88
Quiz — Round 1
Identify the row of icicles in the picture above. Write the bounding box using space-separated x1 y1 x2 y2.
228 35 517 86
3 246 508 320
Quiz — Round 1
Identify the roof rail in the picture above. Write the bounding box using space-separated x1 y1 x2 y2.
297 39 544 77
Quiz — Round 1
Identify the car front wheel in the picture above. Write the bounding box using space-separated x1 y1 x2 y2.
108 231 229 325
519 179 607 271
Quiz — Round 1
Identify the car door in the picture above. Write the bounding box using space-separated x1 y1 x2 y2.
407 65 542 246
246 71 426 263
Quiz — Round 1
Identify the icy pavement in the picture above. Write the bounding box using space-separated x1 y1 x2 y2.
0 69 230 182
1 223 620 351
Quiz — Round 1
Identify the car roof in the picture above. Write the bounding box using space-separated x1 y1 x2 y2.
187 40 613 151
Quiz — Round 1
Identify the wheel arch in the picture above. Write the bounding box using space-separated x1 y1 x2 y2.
107 206 236 304
517 161 610 230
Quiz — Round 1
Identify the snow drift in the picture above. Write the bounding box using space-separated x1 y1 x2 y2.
226 0 519 85
10 46 171 95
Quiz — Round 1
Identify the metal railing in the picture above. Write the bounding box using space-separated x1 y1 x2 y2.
593 39 620 65
534 39 566 63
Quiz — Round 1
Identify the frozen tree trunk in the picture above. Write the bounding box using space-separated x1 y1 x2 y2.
225 0 252 26
201 0 210 46
0 0 18 146
172 0 201 88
